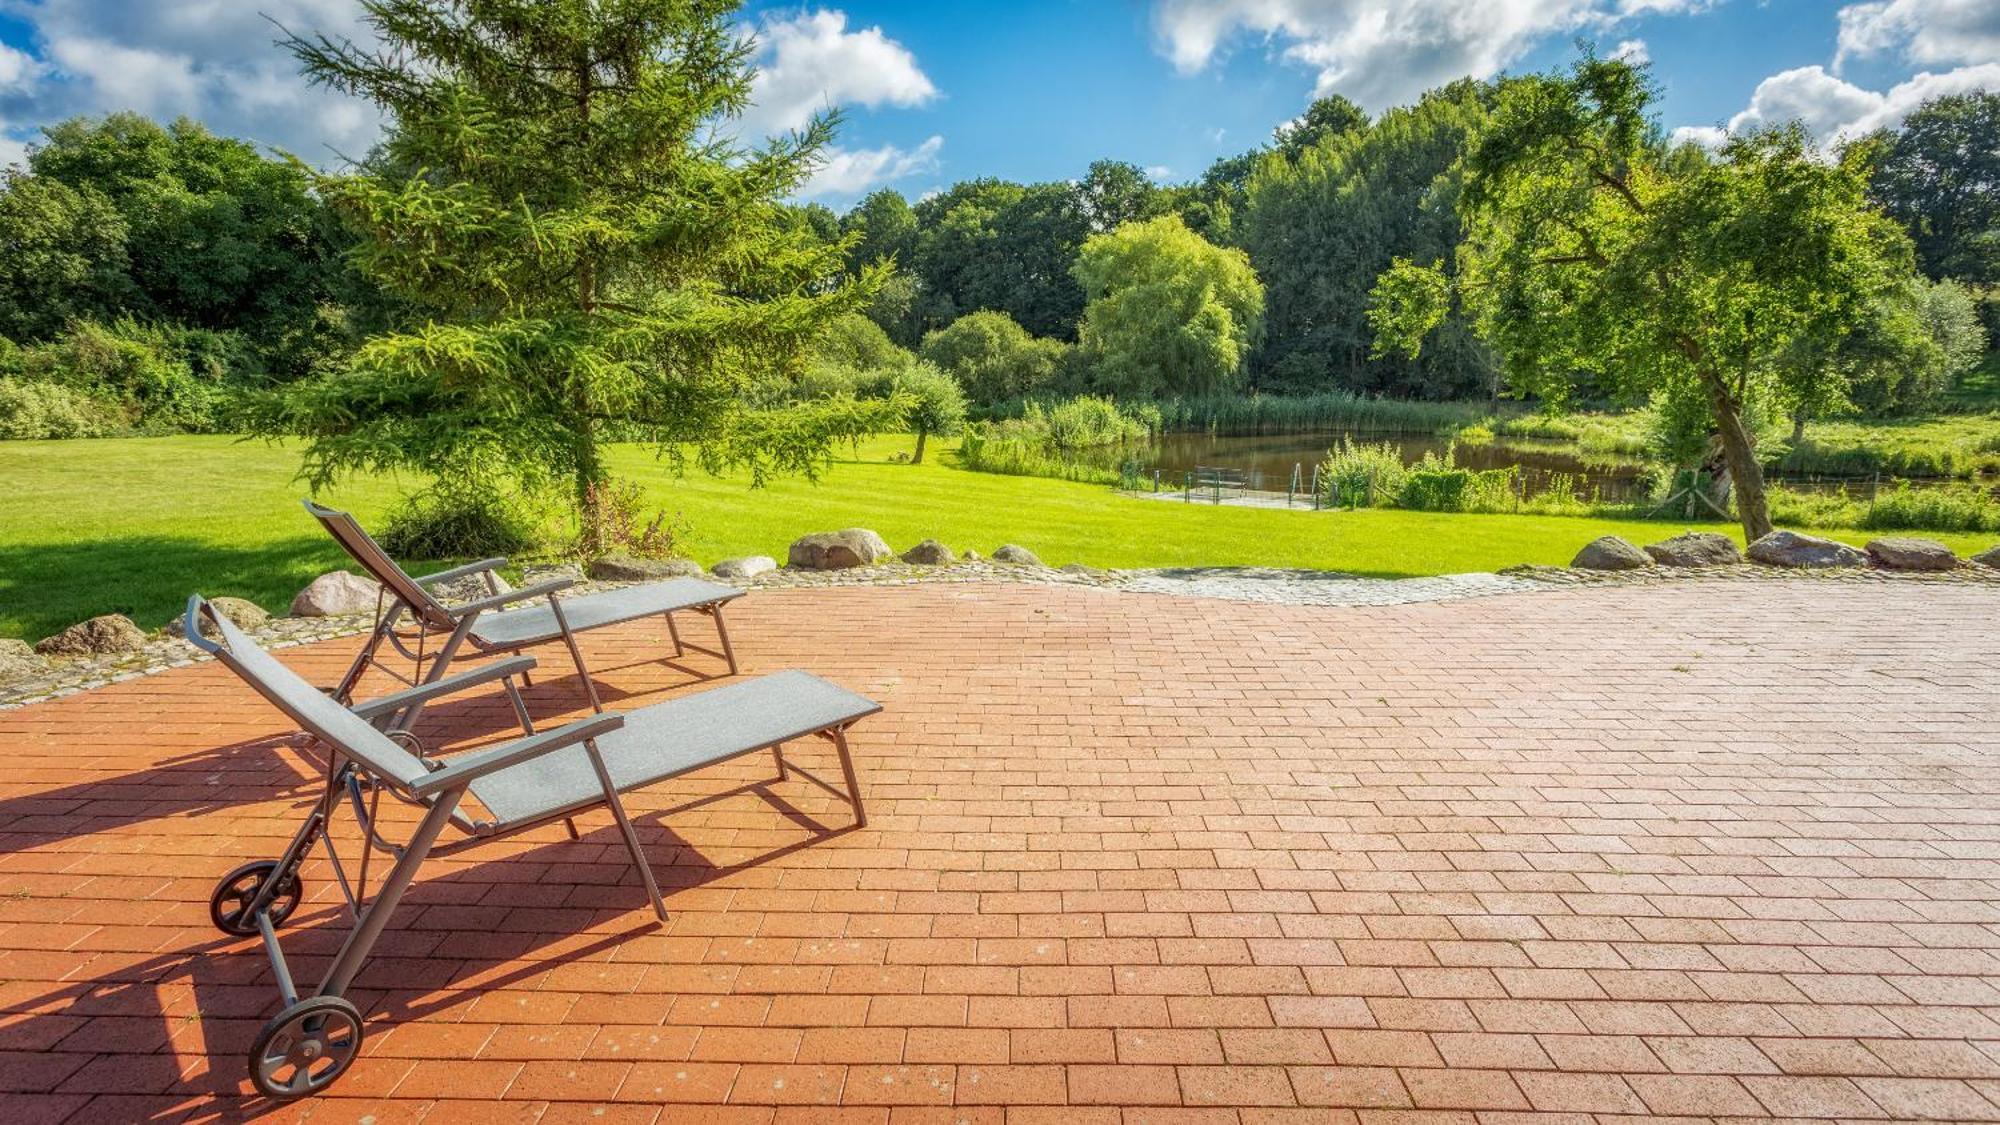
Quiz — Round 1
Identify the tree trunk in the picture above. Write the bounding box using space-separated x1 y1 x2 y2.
1790 410 1807 445
913 429 928 464
1700 371 1773 541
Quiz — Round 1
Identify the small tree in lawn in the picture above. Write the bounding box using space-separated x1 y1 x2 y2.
1370 52 1913 542
885 361 965 464
268 0 886 549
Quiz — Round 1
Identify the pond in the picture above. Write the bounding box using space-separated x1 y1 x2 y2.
1131 429 1988 501
1138 429 1649 500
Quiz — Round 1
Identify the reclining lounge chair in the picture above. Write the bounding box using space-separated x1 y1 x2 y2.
182 594 879 1100
304 499 743 718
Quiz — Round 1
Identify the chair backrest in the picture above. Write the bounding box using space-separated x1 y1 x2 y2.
183 594 433 792
303 500 457 631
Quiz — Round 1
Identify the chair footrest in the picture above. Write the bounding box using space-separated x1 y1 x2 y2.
468 578 743 649
467 670 880 828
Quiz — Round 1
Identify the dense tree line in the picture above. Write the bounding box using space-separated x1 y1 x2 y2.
0 56 1994 448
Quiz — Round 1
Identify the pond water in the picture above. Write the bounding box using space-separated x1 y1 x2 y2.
1139 429 1648 500
1131 429 1985 501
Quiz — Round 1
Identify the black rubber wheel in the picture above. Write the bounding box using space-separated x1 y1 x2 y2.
209 860 302 936
249 995 364 1100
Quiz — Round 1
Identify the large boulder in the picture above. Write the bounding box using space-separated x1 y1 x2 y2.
1973 545 2000 570
1745 530 1866 569
588 553 703 581
35 614 148 656
290 571 383 617
1570 536 1651 571
788 529 891 570
0 639 48 681
167 596 270 639
901 539 957 565
1866 536 1959 572
711 555 777 580
1644 532 1741 567
991 544 1044 566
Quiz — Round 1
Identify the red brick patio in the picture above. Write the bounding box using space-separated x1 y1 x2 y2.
3 578 1999 1123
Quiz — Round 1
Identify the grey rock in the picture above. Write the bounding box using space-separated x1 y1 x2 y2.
588 553 703 581
712 555 778 579
788 529 892 570
36 614 149 656
1746 530 1867 569
521 562 585 586
168 596 271 639
0 638 48 681
290 570 383 617
1865 536 1958 572
1973 544 2000 570
1059 562 1104 577
991 544 1044 566
1570 535 1651 570
901 539 957 565
1644 532 1741 567
961 549 981 562
428 570 511 604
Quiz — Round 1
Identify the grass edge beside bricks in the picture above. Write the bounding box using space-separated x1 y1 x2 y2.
10 523 1998 681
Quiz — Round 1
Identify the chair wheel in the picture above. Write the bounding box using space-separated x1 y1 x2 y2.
249 995 363 1100
210 860 302 936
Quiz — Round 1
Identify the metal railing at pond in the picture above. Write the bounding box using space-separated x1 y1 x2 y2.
1121 461 1326 509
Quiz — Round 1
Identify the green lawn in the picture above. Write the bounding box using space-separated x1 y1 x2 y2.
3 433 1995 642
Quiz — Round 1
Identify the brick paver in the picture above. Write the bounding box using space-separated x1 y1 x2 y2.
3 578 1999 1122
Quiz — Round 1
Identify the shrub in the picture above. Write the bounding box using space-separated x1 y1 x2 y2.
920 311 1068 405
573 478 690 561
10 318 228 433
1318 437 1408 507
378 484 542 561
0 378 123 439
1862 482 2000 533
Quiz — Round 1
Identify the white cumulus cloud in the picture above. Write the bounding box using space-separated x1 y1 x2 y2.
801 134 942 198
741 9 942 201
1150 0 1707 109
1835 0 2000 70
0 0 379 162
743 9 937 136
1671 62 2000 149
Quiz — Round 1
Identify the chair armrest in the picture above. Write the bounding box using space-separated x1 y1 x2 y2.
409 712 626 797
415 558 509 588
349 655 539 721
452 577 575 616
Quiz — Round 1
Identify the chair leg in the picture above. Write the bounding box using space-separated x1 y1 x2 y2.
318 790 464 998
547 598 604 713
583 739 667 923
711 604 739 675
831 728 865 829
664 612 684 657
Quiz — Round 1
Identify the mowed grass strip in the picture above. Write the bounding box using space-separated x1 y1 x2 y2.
3 433 1994 641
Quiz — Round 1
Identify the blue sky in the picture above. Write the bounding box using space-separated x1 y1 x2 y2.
1 1 1995 208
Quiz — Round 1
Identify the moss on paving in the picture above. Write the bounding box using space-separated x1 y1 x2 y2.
2 433 1995 641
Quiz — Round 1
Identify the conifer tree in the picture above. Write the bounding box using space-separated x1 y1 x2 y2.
269 0 887 525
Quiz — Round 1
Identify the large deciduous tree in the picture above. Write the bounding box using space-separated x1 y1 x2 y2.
269 0 882 521
1866 92 1999 284
1237 80 1490 397
1370 53 1913 542
1074 214 1264 398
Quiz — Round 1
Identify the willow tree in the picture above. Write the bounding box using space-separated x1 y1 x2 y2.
1371 53 1912 542
269 0 886 528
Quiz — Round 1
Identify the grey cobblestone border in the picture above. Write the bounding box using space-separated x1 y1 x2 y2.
4 560 1997 709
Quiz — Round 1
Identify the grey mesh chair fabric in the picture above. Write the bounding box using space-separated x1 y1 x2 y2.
302 499 744 719
183 594 878 1100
